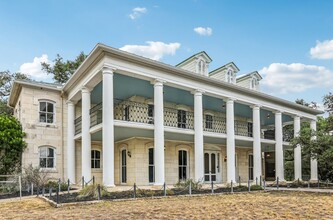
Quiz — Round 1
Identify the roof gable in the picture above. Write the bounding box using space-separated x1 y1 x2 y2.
176 51 212 67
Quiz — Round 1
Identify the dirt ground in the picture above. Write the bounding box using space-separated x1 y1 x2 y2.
0 191 332 219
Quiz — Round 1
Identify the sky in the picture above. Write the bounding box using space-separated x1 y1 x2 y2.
0 0 333 109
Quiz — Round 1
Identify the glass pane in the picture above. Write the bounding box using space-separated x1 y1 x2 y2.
178 167 182 180
95 160 100 169
47 103 54 113
96 151 100 159
183 151 187 166
205 175 209 181
40 147 47 157
40 102 46 112
47 158 54 168
212 175 216 181
182 167 187 180
204 153 209 174
211 154 216 174
149 148 154 165
178 151 182 166
149 166 154 182
91 159 94 168
122 167 127 183
47 114 54 123
40 158 46 168
39 113 46 122
47 148 54 157
122 150 126 165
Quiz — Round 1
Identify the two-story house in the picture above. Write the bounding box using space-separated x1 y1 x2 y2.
8 43 322 186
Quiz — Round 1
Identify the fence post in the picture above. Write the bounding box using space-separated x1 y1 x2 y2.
42 187 45 196
133 183 136 199
248 180 250 192
31 183 34 196
19 175 22 200
67 179 70 194
239 176 241 187
211 180 214 194
277 177 279 190
263 180 266 191
318 179 320 189
298 178 300 186
49 187 52 198
231 180 233 193
93 176 95 185
260 176 262 186
256 177 258 186
58 178 61 193
189 181 192 195
82 176 85 189
56 189 59 205
163 182 166 196
97 184 101 200
308 181 310 188
327 179 329 188
37 186 39 197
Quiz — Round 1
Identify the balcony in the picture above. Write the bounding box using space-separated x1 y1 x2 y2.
74 99 258 138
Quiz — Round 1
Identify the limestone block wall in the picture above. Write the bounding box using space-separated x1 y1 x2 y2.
17 86 64 180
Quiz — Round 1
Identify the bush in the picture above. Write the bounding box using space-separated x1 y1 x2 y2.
174 179 202 190
22 164 50 190
78 184 109 199
250 185 263 191
44 181 69 191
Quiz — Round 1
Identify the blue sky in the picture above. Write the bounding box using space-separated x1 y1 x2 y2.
1 0 333 108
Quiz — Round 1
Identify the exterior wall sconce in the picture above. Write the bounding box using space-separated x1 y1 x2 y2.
127 151 131 158
224 155 227 162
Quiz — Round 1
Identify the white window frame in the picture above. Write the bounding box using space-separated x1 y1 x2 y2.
38 99 56 124
38 146 56 170
119 146 128 184
148 147 155 184
91 149 101 169
178 149 189 181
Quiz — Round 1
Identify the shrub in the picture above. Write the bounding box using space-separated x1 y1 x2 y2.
22 164 50 190
174 179 202 190
250 185 263 191
78 184 109 199
44 181 69 191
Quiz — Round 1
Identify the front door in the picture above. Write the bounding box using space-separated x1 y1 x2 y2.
204 151 221 182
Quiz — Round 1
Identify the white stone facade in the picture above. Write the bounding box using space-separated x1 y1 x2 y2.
9 44 322 186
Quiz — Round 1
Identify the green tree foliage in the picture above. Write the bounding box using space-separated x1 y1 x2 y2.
0 71 30 114
0 114 26 175
295 98 310 107
323 92 333 115
41 52 87 84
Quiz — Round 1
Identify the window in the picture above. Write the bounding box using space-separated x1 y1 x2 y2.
248 154 253 180
248 122 253 137
39 146 55 168
197 59 206 75
121 149 127 183
205 114 213 129
148 104 154 124
39 101 54 123
226 69 233 83
148 148 154 183
177 110 187 128
178 150 187 181
91 150 101 169
251 77 258 90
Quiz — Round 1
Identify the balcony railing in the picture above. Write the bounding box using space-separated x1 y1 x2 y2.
73 99 293 141
263 129 293 142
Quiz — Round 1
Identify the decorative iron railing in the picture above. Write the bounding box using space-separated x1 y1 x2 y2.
114 99 154 124
262 129 293 142
90 102 102 128
203 115 226 133
235 120 252 137
74 116 82 135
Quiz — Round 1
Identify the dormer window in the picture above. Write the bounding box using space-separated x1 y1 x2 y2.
197 59 206 75
226 69 235 84
251 77 259 90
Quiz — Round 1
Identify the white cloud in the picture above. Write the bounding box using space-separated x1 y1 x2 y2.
259 63 333 94
129 7 147 20
193 27 212 36
310 39 333 59
120 41 181 61
19 54 53 81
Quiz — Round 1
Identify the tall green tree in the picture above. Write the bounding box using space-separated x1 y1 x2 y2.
0 114 26 175
41 52 87 84
0 71 30 114
323 92 333 115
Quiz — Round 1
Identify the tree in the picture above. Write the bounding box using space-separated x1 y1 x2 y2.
0 114 26 175
41 52 87 84
0 71 30 114
323 92 333 115
295 98 310 107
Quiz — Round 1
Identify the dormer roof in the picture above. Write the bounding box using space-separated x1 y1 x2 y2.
236 71 263 82
176 51 212 67
209 62 240 76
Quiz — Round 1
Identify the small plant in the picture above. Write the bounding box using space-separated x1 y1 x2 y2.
174 179 202 190
137 189 155 197
44 181 69 191
78 184 109 199
22 164 50 190
250 185 263 191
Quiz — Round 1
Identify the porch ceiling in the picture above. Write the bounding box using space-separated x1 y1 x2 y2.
90 73 293 126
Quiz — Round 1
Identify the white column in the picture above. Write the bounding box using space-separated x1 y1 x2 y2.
226 98 236 183
310 120 318 181
102 67 115 186
154 80 165 185
275 111 285 181
252 105 261 181
194 90 204 181
81 87 92 181
67 101 76 183
294 115 302 180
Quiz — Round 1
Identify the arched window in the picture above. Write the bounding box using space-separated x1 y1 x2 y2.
226 69 234 83
178 150 188 181
39 100 55 123
91 150 101 169
39 146 55 168
197 59 205 75
251 77 258 90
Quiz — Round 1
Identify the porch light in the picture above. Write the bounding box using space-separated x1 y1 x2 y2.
267 113 270 119
127 151 132 158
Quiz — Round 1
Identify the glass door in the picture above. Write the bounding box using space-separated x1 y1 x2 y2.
204 152 218 182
